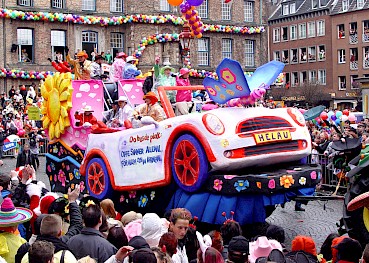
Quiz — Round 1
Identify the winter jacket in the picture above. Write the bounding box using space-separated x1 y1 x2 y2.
67 227 117 263
175 77 192 102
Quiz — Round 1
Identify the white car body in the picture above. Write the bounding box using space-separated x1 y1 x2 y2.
81 106 311 191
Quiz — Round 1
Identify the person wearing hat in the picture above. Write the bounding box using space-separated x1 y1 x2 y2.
116 96 134 127
333 237 362 263
175 68 193 116
90 54 107 80
123 56 141 79
0 197 33 263
65 46 92 80
109 52 127 82
103 101 120 127
153 57 176 101
134 92 166 122
79 106 97 127
227 236 249 263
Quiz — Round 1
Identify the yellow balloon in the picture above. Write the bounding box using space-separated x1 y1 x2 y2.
167 0 183 6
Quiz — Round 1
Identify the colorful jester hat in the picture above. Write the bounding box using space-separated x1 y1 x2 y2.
203 58 285 105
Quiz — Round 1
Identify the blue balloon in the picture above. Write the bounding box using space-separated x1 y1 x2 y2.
187 0 204 6
327 111 334 118
335 119 341 125
336 111 343 118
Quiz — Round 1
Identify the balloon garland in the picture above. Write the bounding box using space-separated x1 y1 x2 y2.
0 8 265 35
180 3 204 38
0 68 53 79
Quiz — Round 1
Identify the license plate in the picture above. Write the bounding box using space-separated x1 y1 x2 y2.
254 130 291 144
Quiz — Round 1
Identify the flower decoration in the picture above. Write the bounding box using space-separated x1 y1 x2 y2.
57 170 66 187
73 168 81 180
310 171 317 180
138 195 148 207
280 175 295 188
213 179 223 191
68 172 74 181
129 191 136 199
268 179 276 189
47 165 52 173
41 72 73 139
53 146 58 154
234 180 249 192
256 182 262 189
79 181 85 192
150 191 155 200
51 162 55 170
299 177 306 185
120 195 125 203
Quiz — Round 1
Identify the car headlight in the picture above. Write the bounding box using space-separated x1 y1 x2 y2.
287 108 305 126
202 113 225 135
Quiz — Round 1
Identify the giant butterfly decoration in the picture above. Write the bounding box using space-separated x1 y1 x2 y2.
203 58 285 106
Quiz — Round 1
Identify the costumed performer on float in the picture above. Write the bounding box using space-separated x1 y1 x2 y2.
116 96 134 127
134 92 166 122
153 56 176 102
122 56 141 79
74 106 97 128
103 101 120 127
65 47 92 80
90 54 108 80
109 52 127 82
175 68 193 116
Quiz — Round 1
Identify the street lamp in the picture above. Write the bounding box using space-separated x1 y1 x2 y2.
179 23 193 57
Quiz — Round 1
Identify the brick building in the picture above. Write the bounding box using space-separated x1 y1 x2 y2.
330 1 369 109
268 0 334 107
0 0 268 92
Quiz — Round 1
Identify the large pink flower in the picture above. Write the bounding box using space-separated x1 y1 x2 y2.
310 171 317 180
213 179 223 191
58 170 66 187
268 179 276 189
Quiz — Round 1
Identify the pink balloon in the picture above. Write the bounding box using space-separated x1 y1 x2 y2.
299 109 307 114
320 111 328 120
348 114 356 122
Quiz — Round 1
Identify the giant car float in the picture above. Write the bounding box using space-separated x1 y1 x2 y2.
42 59 321 225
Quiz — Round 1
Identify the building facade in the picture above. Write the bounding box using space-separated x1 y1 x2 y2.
0 0 268 92
268 0 334 107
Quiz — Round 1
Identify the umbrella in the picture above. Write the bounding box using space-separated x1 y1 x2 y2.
347 192 369 211
303 105 326 121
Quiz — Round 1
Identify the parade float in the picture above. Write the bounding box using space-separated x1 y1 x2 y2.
42 59 321 225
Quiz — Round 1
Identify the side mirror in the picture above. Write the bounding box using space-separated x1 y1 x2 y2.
140 116 159 128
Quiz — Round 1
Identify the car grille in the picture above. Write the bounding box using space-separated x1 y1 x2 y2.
244 140 299 156
237 116 292 134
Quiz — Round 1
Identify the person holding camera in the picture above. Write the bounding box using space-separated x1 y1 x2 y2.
29 130 43 169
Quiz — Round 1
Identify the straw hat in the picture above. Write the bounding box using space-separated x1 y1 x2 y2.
0 197 33 227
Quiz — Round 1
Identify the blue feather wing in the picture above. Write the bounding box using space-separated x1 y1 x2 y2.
203 58 250 104
247 60 285 92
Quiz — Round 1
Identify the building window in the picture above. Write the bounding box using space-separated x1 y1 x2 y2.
291 72 298 86
282 4 289 15
245 40 255 67
364 21 369 42
350 48 358 70
309 70 317 83
357 0 364 8
290 25 297 40
318 45 326 60
110 0 123 12
198 38 209 66
18 0 32 6
338 24 345 39
338 49 346 63
273 51 281 61
51 0 64 8
351 75 359 89
284 72 290 88
273 28 280 42
110 33 124 58
82 0 96 11
291 48 298 63
82 31 98 59
318 70 326 84
308 46 316 61
339 76 346 90
222 39 232 59
317 20 325 36
307 22 315 37
342 0 349 11
364 47 369 68
290 2 296 13
282 50 289 63
160 0 170 11
244 1 254 22
51 30 66 61
198 0 208 19
300 71 307 84
17 28 33 63
300 47 307 62
221 1 231 20
281 27 288 41
312 0 318 8
299 23 306 39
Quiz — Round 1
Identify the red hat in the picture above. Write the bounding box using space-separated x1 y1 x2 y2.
34 192 60 216
291 236 317 256
116 52 128 58
143 92 158 105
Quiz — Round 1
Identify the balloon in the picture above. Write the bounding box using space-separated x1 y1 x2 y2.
348 113 356 122
187 0 204 6
331 115 337 121
167 0 183 6
299 109 307 114
315 117 321 124
327 111 334 118
341 115 349 122
336 111 343 118
335 119 341 125
343 109 349 116
320 112 328 120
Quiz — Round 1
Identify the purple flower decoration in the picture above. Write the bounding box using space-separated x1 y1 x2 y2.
268 179 276 189
58 170 66 187
213 179 223 191
310 171 317 180
129 191 136 199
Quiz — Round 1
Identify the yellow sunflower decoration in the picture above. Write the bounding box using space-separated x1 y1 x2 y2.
41 72 73 140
